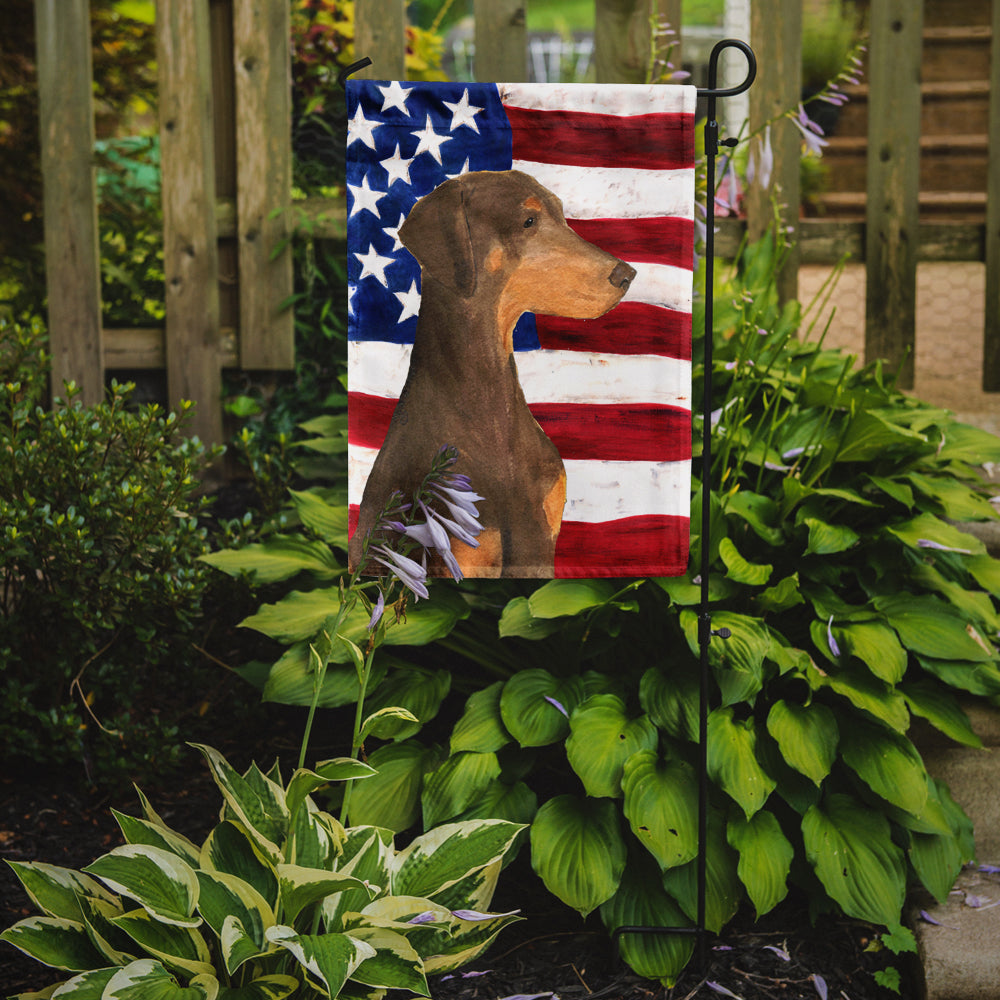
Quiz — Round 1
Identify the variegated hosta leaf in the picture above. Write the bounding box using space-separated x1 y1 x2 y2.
599 854 694 987
802 793 906 926
102 958 218 999
200 822 278 910
765 700 838 786
345 926 429 995
288 801 344 870
112 810 202 868
727 810 793 917
323 829 393 931
424 859 501 916
566 695 658 799
83 846 200 928
276 864 375 925
621 751 699 871
421 907 522 975
190 745 287 863
450 681 511 754
110 908 214 979
4 861 118 922
77 894 136 966
215 974 300 999
265 926 376 998
195 870 274 973
285 760 375 823
529 795 626 917
421 751 501 829
391 820 524 901
0 916 107 971
45 966 118 997
706 707 776 819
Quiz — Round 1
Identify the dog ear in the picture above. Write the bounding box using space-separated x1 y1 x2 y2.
399 178 476 297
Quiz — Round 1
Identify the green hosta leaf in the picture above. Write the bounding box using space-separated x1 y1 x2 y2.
907 472 998 523
453 779 538 827
527 579 617 617
661 810 741 933
935 421 1000 464
874 594 995 662
886 512 985 556
200 822 278 910
765 701 838 786
362 667 451 740
530 795 626 917
639 664 699 742
755 573 805 614
808 660 910 732
802 793 906 926
866 474 914 509
216 975 299 1000
111 908 214 978
265 926 375 997
83 846 200 928
347 740 442 832
911 562 1000 633
360 706 421 742
901 680 982 748
653 573 737 606
599 853 694 987
497 596 564 639
261 643 387 709
909 827 965 905
112 812 201 868
346 926 428 994
803 517 859 556
38 966 117 998
967 553 1000 597
392 820 524 901
835 410 927 463
566 695 658 798
916 655 1000 697
835 621 907 684
839 719 929 816
707 708 776 818
423 907 522 975
718 537 772 586
103 959 218 1000
421 751 502 828
322 829 393 931
621 751 698 870
450 682 511 754
288 489 349 547
190 746 287 862
195 871 273 974
4 862 118 923
724 490 784 545
200 535 341 584
219 915 268 980
285 759 376 822
0 916 107 971
76 894 135 966
680 610 770 706
727 811 793 917
499 670 584 747
277 865 374 925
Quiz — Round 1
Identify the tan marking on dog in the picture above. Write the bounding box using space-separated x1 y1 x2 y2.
543 470 567 540
454 529 503 578
485 247 504 273
523 196 544 213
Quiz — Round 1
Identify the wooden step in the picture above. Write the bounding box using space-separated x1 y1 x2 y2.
922 25 993 83
921 0 992 28
813 190 987 222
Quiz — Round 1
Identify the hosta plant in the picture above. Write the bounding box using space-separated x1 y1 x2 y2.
1 744 523 999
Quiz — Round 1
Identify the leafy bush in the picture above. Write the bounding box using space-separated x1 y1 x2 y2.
0 317 220 783
209 234 1000 985
1 743 523 998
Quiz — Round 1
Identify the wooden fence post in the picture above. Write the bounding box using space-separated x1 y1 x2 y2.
157 0 223 445
354 0 406 79
746 0 801 306
864 0 923 389
983 0 1000 390
233 0 294 370
34 0 104 405
474 0 527 82
594 0 653 84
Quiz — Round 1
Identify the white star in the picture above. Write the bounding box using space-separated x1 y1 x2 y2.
384 214 406 251
443 89 484 133
380 144 414 187
347 283 357 315
411 115 452 165
354 244 395 287
446 158 471 180
347 104 379 149
378 80 411 115
347 175 386 218
394 279 421 322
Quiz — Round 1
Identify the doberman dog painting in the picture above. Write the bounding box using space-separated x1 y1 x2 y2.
347 82 696 579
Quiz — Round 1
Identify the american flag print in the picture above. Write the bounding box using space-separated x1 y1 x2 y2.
346 80 695 578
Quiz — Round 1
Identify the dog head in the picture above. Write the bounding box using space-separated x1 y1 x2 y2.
399 170 636 328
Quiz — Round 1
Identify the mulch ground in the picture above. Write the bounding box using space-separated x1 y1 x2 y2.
1 738 913 1000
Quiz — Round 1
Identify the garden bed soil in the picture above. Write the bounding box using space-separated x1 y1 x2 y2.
1 735 912 1000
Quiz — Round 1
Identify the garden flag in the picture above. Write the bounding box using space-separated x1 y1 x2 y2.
346 81 695 578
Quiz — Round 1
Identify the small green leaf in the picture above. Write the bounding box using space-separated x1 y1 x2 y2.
707 708 776 819
527 579 617 618
639 664 699 742
200 536 341 584
765 701 838 786
276 865 373 925
803 517 859 555
901 680 982 748
719 536 772 585
288 489 349 547
727 811 793 917
450 682 511 754
497 597 563 639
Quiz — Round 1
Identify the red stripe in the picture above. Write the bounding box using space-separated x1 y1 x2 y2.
506 106 695 171
555 515 690 578
567 217 693 269
349 394 691 462
536 302 691 359
348 507 690 578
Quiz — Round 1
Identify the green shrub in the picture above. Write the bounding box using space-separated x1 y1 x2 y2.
0 317 220 783
1 743 524 998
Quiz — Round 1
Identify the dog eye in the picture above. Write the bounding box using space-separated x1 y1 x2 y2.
523 216 536 229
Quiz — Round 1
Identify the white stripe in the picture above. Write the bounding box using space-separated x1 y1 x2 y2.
499 82 697 118
349 446 690 521
630 262 693 313
511 161 695 220
348 342 691 408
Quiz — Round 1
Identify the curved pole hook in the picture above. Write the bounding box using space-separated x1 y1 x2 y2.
337 57 373 91
698 38 757 99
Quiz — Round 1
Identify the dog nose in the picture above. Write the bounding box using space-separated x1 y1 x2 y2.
609 261 637 292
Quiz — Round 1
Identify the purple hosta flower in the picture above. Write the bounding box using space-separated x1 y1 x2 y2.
812 974 828 1000
367 589 385 631
917 538 973 555
763 944 791 962
544 695 569 718
429 481 484 540
791 104 829 157
390 500 465 580
451 908 521 921
707 982 742 999
371 545 429 600
407 911 438 925
747 124 774 191
827 615 842 658
979 864 1000 874
715 157 741 216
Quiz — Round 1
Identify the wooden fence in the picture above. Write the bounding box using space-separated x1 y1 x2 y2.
33 0 1000 445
